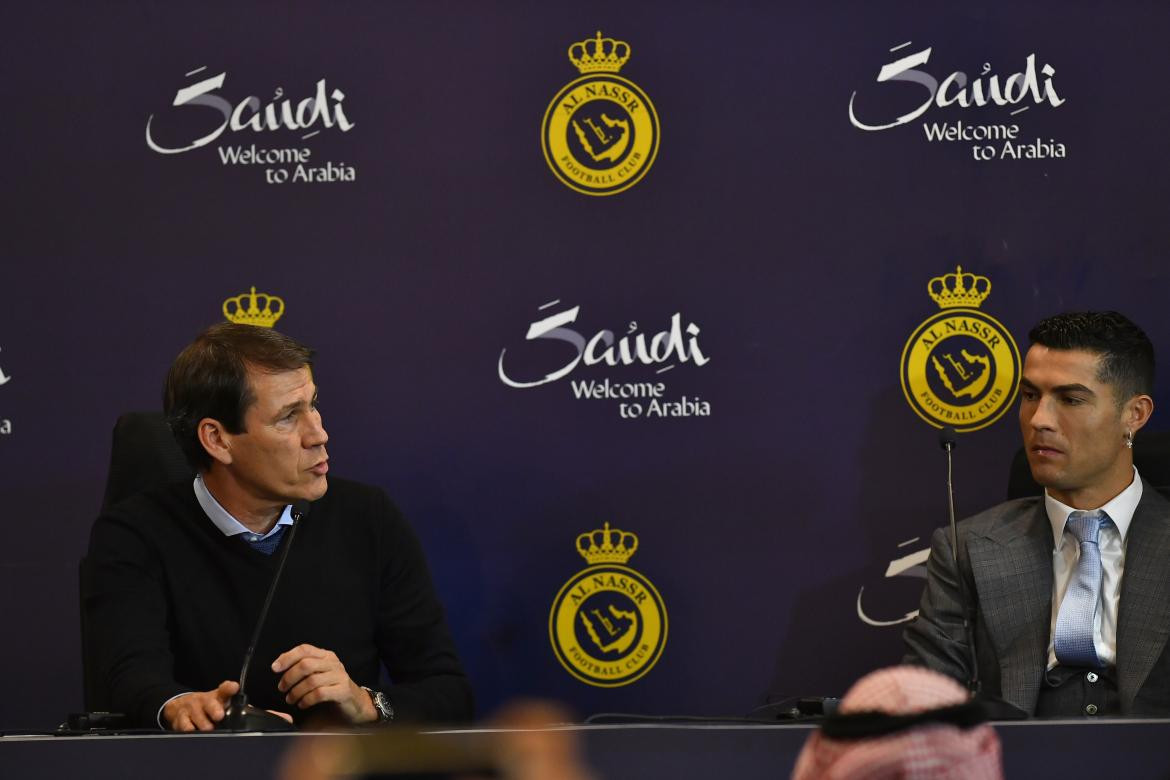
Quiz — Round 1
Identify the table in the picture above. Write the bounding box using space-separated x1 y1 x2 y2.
2 720 1169 779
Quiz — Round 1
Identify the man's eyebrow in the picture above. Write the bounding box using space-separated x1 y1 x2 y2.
274 390 319 419
1018 378 1096 395
1052 383 1095 395
275 399 309 417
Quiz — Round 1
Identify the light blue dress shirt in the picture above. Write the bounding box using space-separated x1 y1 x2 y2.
193 474 294 542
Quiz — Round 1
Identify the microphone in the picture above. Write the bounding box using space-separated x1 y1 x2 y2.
938 427 980 695
937 429 1029 720
219 500 310 732
939 426 959 576
938 426 957 452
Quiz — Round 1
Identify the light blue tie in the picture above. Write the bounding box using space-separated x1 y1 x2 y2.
1053 510 1108 668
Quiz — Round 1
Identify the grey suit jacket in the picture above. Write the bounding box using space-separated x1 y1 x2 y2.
904 478 1170 715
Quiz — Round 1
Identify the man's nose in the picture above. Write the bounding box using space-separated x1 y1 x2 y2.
1027 396 1057 431
304 411 329 447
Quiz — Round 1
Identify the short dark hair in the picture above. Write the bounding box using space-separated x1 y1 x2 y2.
1028 311 1155 403
164 323 315 470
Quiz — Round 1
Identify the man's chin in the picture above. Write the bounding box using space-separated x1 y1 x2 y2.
305 475 329 501
1027 463 1063 490
287 475 329 504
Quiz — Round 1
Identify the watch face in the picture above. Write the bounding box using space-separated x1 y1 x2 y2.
373 691 393 722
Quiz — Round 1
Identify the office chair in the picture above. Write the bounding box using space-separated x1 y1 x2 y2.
80 412 192 712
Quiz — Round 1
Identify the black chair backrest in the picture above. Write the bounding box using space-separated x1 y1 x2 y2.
82 412 194 712
100 412 193 511
1006 430 1170 500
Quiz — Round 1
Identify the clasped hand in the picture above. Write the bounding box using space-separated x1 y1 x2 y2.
272 643 376 723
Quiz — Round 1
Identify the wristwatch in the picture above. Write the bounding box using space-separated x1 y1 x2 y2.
361 686 394 723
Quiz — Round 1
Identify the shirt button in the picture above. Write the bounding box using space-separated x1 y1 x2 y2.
1086 672 1099 683
1085 704 1098 715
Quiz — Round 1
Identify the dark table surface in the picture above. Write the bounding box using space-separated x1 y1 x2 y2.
3 720 1170 779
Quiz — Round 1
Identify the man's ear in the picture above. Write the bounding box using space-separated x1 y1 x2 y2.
1124 394 1155 437
196 418 234 466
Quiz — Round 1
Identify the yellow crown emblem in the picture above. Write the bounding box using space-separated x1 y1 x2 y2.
576 522 638 565
568 31 630 74
222 286 285 328
928 266 991 309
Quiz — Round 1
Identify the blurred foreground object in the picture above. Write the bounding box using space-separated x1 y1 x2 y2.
791 666 1002 780
281 701 597 780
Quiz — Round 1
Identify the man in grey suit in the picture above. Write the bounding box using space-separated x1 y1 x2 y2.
904 311 1170 717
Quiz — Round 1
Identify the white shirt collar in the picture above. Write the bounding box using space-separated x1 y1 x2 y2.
193 474 293 540
1045 466 1142 549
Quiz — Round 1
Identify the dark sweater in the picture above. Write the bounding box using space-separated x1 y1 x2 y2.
85 477 472 727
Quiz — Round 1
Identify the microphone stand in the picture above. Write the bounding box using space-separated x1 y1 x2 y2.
939 428 980 696
939 429 1028 720
219 501 309 732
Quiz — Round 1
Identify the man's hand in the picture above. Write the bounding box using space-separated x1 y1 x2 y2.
163 680 238 732
272 644 377 724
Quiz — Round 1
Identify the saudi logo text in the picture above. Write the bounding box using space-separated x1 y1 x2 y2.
146 68 356 184
0 347 12 436
498 300 712 419
849 43 1067 162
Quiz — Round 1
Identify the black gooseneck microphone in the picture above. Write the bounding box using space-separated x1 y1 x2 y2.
938 428 1028 720
938 426 980 695
218 500 310 732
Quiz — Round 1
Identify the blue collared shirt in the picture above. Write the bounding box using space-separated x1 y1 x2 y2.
193 474 294 543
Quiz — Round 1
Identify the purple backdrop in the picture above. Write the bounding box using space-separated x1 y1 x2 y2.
3 0 1169 729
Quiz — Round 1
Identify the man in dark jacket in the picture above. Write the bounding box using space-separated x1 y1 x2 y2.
87 323 472 730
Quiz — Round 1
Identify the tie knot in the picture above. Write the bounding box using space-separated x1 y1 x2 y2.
242 524 287 555
1066 510 1107 545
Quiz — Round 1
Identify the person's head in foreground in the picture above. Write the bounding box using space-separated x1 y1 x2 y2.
791 666 1002 780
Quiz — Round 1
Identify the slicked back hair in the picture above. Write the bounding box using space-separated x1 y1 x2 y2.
164 323 315 470
1028 311 1155 405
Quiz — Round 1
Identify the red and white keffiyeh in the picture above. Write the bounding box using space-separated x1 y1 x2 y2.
790 666 1002 780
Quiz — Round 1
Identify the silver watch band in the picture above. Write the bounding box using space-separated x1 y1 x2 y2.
361 685 394 722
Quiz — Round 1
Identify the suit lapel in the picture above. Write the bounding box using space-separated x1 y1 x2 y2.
967 504 1053 713
1117 483 1170 710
